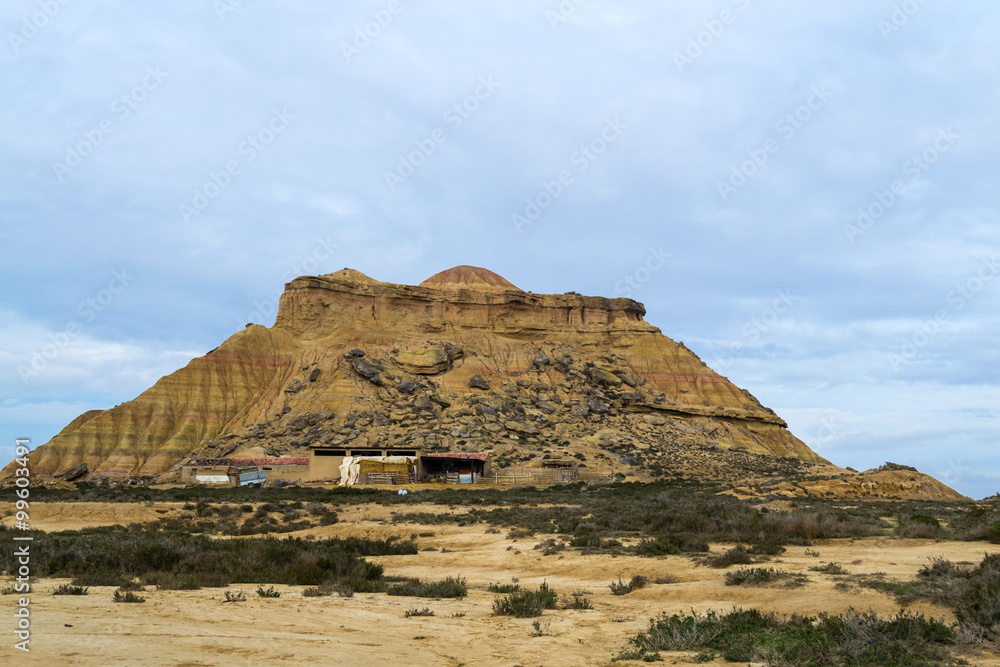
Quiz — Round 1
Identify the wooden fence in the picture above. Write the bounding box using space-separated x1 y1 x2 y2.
487 467 615 485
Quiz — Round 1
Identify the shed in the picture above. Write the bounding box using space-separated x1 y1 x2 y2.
420 452 492 483
181 457 309 485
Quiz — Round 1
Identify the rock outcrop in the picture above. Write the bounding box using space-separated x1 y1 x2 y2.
0 265 964 499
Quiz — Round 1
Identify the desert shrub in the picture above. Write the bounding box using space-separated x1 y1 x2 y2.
533 538 566 555
493 591 544 618
809 562 848 575
700 545 755 568
534 581 557 608
113 590 145 603
610 575 650 595
70 572 135 588
617 608 956 665
52 584 88 595
898 514 944 539
609 577 632 595
0 526 411 589
223 590 247 602
748 543 786 556
404 608 434 618
487 582 521 593
507 528 535 539
493 582 557 617
634 534 708 556
335 582 354 597
256 585 280 598
724 567 805 587
653 575 677 584
565 590 593 609
302 584 333 597
953 554 1000 633
147 573 204 590
387 576 467 599
569 534 623 548
342 576 387 594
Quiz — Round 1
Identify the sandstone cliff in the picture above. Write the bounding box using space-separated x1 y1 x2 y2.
3 265 964 499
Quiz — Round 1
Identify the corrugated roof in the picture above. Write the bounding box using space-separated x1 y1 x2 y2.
421 452 490 461
183 457 309 467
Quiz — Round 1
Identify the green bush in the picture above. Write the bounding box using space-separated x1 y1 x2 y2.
493 582 557 617
113 590 145 603
618 608 955 665
70 572 134 588
487 582 521 593
609 577 631 595
223 590 247 602
147 573 204 590
0 526 410 589
700 545 755 568
256 585 281 598
404 608 434 618
565 590 593 609
53 584 88 595
493 590 544 618
724 567 805 587
386 576 467 599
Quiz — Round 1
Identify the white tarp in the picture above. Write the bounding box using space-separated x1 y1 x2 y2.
338 456 416 486
195 474 230 484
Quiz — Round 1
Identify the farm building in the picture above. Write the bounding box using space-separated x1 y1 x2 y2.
310 446 491 485
181 450 493 486
180 457 310 484
420 452 491 483
308 446 419 481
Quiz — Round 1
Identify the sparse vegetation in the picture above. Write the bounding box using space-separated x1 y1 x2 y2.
0 525 413 590
52 584 88 595
617 608 957 665
809 562 848 575
223 590 247 602
487 582 521 593
699 545 756 568
564 589 593 609
492 582 558 618
404 608 434 618
256 585 281 598
302 584 333 597
724 567 806 588
610 575 648 595
529 619 550 636
386 576 467 599
113 590 145 603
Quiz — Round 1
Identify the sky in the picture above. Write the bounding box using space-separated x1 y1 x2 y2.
1 1 997 498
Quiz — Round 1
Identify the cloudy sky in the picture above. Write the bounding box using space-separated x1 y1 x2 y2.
2 1 997 498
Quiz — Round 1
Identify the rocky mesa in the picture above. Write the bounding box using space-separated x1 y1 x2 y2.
4 266 965 499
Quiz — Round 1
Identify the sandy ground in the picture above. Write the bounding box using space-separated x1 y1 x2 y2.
3 502 1000 666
